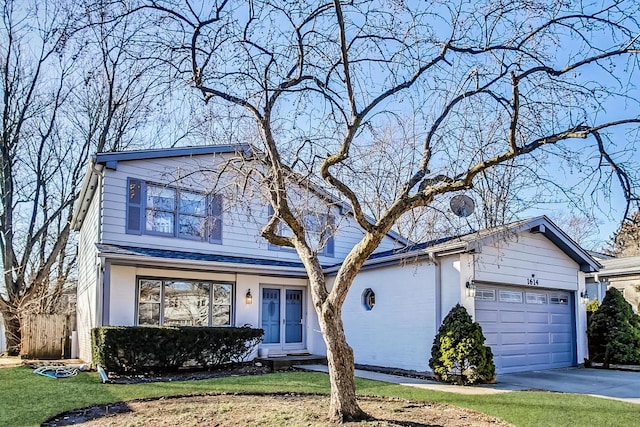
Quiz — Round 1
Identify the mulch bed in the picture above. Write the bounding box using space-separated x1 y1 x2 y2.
103 361 272 384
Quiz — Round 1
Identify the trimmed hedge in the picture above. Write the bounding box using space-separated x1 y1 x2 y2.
92 326 263 374
429 304 495 385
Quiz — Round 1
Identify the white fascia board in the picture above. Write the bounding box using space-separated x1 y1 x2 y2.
71 159 104 231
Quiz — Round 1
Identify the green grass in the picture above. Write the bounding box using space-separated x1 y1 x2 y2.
0 367 638 426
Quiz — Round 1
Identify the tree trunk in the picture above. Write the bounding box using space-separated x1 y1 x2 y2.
320 304 367 423
3 312 21 356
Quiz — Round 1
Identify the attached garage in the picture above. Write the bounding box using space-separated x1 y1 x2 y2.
475 285 575 373
342 216 598 376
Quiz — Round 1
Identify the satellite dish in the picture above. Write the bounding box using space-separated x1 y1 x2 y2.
450 195 475 218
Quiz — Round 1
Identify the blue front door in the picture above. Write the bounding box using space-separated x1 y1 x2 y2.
285 290 303 343
262 288 281 344
261 286 305 350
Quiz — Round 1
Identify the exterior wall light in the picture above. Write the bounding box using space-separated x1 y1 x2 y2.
245 289 253 305
580 290 589 305
465 281 477 298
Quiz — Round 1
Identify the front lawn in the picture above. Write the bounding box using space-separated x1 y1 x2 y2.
0 366 638 426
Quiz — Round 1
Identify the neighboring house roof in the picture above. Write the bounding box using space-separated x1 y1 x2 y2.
587 250 615 261
356 216 601 273
71 144 409 246
587 255 640 279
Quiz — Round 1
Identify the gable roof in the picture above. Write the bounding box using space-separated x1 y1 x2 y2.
71 144 409 246
353 216 601 273
71 144 248 230
95 144 251 170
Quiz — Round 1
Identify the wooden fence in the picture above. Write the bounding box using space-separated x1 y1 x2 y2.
21 314 74 359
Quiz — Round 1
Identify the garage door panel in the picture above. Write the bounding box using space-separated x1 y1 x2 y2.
501 354 529 368
551 313 571 324
499 310 526 323
526 312 550 324
500 332 527 345
551 333 571 344
551 352 572 363
527 352 552 365
476 285 575 374
475 310 499 323
528 333 550 344
497 343 529 354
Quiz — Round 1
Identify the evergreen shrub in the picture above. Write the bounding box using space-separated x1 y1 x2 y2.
92 325 263 374
429 304 495 385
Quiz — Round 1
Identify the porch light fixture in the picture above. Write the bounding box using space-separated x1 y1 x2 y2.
245 289 253 305
580 290 589 305
465 281 477 298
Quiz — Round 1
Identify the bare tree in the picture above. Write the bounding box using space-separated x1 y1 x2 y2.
135 0 640 421
0 0 168 354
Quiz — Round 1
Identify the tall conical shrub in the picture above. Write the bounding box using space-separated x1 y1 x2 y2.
429 304 495 385
587 288 640 367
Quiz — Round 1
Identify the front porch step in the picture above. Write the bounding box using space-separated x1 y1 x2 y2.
255 354 327 371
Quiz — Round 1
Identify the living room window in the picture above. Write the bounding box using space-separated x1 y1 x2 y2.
127 178 222 243
137 278 233 327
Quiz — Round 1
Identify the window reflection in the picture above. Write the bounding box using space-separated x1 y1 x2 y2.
137 278 233 327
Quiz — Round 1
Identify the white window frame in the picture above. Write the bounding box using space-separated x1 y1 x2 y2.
499 290 523 303
136 277 234 327
526 292 547 304
550 294 569 305
475 288 496 301
127 178 223 244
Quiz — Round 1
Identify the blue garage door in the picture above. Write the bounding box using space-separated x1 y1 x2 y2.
475 285 575 373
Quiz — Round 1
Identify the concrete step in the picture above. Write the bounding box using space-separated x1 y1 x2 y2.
255 354 327 371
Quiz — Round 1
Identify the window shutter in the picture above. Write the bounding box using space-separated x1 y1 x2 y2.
209 194 223 243
325 215 335 257
126 178 144 235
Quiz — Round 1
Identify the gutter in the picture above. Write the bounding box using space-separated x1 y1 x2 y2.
323 243 470 275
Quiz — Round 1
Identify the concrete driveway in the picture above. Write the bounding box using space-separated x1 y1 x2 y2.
301 364 640 404
490 367 640 403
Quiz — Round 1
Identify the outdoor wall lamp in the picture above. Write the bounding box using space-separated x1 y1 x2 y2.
245 289 253 305
465 281 477 298
580 290 589 305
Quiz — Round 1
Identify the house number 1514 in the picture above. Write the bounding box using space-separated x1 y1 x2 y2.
526 278 539 286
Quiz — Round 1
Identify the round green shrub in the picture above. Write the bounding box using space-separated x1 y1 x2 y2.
587 288 640 367
429 304 495 385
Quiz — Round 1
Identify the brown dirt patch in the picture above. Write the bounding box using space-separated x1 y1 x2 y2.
43 393 512 426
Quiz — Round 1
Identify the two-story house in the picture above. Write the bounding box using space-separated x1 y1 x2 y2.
72 145 598 374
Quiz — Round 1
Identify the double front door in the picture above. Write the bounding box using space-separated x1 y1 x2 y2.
261 286 305 352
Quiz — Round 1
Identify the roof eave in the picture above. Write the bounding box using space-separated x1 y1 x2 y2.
527 216 601 273
95 144 251 168
71 158 103 231
100 252 309 278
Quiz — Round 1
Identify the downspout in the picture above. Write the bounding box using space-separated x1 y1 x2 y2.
96 256 105 328
429 252 442 326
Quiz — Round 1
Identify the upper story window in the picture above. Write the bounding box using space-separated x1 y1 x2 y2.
127 178 222 243
266 206 335 257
